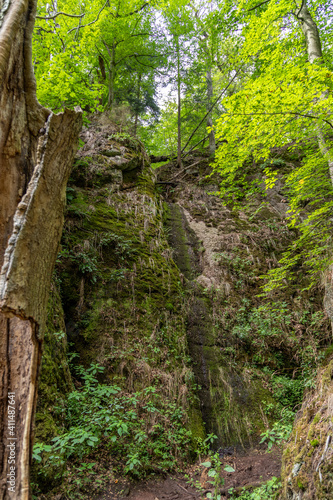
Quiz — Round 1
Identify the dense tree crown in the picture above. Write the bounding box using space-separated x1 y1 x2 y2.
34 0 333 288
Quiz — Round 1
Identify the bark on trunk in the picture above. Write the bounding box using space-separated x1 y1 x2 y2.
298 2 323 63
176 35 182 168
297 1 333 185
134 73 142 136
105 41 116 110
0 1 82 498
206 69 216 156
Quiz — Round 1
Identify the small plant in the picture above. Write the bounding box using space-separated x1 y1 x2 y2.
201 453 235 500
195 433 218 459
53 331 66 341
32 442 53 463
260 421 292 451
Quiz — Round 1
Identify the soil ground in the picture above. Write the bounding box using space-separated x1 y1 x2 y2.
96 447 281 499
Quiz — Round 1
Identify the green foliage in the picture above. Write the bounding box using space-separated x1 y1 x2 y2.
194 433 218 458
57 230 136 283
32 443 53 463
201 454 235 500
229 476 281 500
34 0 162 115
212 0 333 290
33 363 195 483
260 422 292 451
226 299 328 385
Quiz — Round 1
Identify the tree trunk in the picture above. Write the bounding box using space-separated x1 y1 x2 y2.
134 73 142 136
0 1 82 498
105 41 116 110
206 69 216 156
176 35 182 168
298 2 323 64
297 1 333 185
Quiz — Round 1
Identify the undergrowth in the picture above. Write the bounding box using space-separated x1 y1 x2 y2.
229 476 281 499
32 362 203 498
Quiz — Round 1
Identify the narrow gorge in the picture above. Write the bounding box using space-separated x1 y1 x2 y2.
0 0 332 498
31 115 333 500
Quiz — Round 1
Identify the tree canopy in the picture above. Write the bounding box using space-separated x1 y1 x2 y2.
33 0 333 290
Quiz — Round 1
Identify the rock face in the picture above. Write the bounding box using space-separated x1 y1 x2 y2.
280 267 333 499
159 156 330 450
34 119 332 497
164 199 276 446
33 116 205 496
280 359 333 499
72 114 150 188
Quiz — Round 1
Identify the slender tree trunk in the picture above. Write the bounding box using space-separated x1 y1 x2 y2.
98 55 106 81
0 1 82 498
106 41 116 110
176 35 182 168
134 73 142 136
206 69 215 156
298 2 323 63
297 1 333 185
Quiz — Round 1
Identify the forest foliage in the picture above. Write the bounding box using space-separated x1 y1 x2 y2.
33 0 333 288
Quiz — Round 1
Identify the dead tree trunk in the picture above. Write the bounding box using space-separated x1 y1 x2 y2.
0 1 82 498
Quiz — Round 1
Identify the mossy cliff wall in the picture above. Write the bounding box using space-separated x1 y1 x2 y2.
59 116 203 428
34 115 205 494
35 281 73 443
35 120 332 497
163 201 275 447
280 359 333 500
158 155 330 451
280 267 333 500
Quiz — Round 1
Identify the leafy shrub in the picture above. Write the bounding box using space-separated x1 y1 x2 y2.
260 421 292 451
33 364 193 481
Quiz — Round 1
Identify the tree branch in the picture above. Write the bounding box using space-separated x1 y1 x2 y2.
181 67 243 153
67 1 108 34
294 0 306 20
182 136 209 159
36 11 84 20
247 0 270 12
117 1 150 18
115 52 167 66
225 111 333 130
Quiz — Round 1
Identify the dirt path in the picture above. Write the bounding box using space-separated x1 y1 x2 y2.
96 447 281 499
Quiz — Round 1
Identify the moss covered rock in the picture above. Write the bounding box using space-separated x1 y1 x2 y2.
281 358 333 499
158 155 330 450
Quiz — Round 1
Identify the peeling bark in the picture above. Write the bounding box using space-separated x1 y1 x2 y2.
0 1 82 498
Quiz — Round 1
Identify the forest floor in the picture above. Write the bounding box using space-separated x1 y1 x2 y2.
95 447 281 499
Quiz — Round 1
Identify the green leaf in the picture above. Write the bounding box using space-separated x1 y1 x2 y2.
224 465 235 473
208 469 217 477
